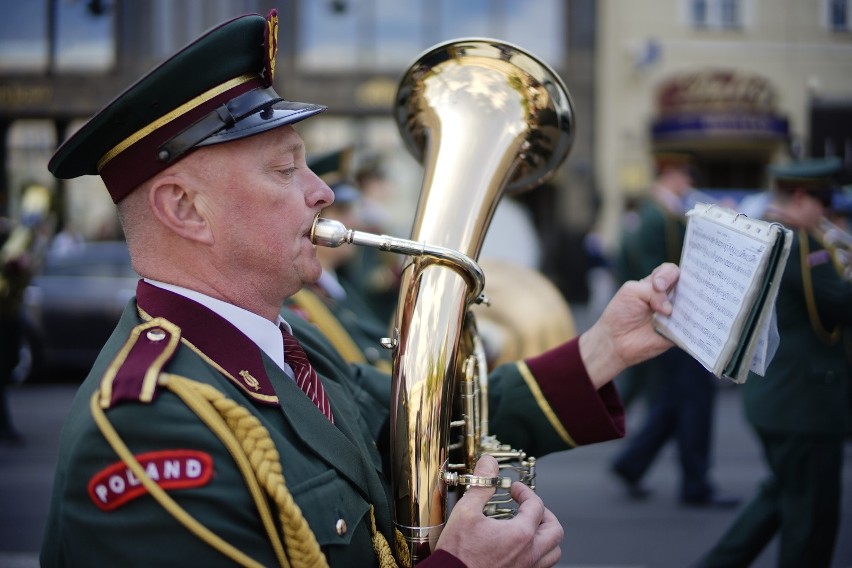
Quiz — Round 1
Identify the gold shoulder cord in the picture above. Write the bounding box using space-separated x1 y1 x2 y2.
799 228 841 345
91 375 404 568
91 374 317 568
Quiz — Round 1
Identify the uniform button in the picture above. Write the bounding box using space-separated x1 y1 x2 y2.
365 347 379 362
147 328 167 342
336 518 348 536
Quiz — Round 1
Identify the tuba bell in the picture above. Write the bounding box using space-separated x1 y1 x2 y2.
312 37 574 564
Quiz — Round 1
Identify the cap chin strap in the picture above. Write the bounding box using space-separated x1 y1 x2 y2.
157 86 283 164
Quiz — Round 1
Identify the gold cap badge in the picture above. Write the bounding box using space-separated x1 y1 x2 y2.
264 9 279 85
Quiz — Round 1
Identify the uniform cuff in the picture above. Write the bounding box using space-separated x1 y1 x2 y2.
419 549 467 568
524 338 625 444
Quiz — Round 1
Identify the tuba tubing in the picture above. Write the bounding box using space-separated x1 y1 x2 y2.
310 216 486 303
313 37 574 564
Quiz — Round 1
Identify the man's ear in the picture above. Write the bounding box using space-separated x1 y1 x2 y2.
147 176 214 245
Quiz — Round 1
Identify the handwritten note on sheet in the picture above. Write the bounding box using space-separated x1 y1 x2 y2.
660 214 765 373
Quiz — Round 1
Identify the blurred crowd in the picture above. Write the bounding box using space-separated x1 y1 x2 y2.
286 143 852 566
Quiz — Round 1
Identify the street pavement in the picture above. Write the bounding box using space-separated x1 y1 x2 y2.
1 380 850 567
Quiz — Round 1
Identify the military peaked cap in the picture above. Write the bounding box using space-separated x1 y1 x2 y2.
308 147 361 204
48 10 326 203
769 156 843 185
308 147 353 185
769 156 843 206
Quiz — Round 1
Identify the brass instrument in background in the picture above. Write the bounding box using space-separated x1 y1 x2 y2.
470 258 578 368
815 217 852 283
312 38 574 563
0 184 53 302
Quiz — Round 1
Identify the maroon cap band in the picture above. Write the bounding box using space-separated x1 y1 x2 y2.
99 75 264 203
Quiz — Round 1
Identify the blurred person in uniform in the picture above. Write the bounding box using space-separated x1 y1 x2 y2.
697 157 852 568
611 194 656 410
40 10 685 567
514 181 602 321
610 152 738 507
285 148 392 372
0 183 53 445
480 195 543 271
826 188 852 406
345 156 402 324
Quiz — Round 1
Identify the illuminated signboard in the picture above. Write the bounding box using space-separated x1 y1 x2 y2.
652 70 789 142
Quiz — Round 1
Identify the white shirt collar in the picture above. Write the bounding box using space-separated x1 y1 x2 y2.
143 278 292 376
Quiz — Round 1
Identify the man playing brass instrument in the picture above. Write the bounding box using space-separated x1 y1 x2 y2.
42 11 682 568
698 156 852 568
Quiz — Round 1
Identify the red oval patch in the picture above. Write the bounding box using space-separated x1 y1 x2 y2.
87 449 214 511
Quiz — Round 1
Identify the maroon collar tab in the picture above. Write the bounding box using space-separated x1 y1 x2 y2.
99 318 181 408
135 280 280 406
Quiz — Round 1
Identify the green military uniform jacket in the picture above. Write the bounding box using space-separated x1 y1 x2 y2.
743 230 852 434
285 277 393 373
614 197 686 400
616 197 685 284
41 281 625 567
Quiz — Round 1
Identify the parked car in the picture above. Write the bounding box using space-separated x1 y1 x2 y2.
21 241 139 381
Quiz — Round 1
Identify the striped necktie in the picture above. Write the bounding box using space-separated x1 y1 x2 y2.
281 327 334 423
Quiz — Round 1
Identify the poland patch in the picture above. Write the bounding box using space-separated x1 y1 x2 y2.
88 449 213 511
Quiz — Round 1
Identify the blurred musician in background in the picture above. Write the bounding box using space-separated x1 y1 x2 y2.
698 156 852 568
0 184 53 445
285 148 393 372
611 152 737 507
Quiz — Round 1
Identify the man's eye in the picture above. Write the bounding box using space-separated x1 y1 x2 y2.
280 167 297 178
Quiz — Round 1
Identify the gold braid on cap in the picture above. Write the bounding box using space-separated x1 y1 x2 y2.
97 73 256 172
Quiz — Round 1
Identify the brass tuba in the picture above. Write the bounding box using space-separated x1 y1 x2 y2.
312 38 574 564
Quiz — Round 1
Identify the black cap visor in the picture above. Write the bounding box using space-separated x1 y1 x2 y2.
158 87 326 165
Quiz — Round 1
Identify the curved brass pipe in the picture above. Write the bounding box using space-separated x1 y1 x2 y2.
313 37 574 564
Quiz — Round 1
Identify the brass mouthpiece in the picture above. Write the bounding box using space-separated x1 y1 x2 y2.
310 216 486 302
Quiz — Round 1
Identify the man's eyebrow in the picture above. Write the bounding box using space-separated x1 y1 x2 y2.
285 141 305 157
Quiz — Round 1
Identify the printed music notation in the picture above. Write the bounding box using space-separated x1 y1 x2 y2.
653 203 792 384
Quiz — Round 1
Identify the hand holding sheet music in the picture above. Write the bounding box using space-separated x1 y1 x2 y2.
653 203 792 383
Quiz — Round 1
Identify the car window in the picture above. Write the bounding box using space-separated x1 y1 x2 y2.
41 243 137 278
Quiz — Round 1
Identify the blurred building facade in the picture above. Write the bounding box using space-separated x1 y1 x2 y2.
1 0 851 260
0 0 597 244
596 0 852 251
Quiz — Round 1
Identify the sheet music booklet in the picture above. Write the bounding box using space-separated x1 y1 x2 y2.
653 202 792 383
